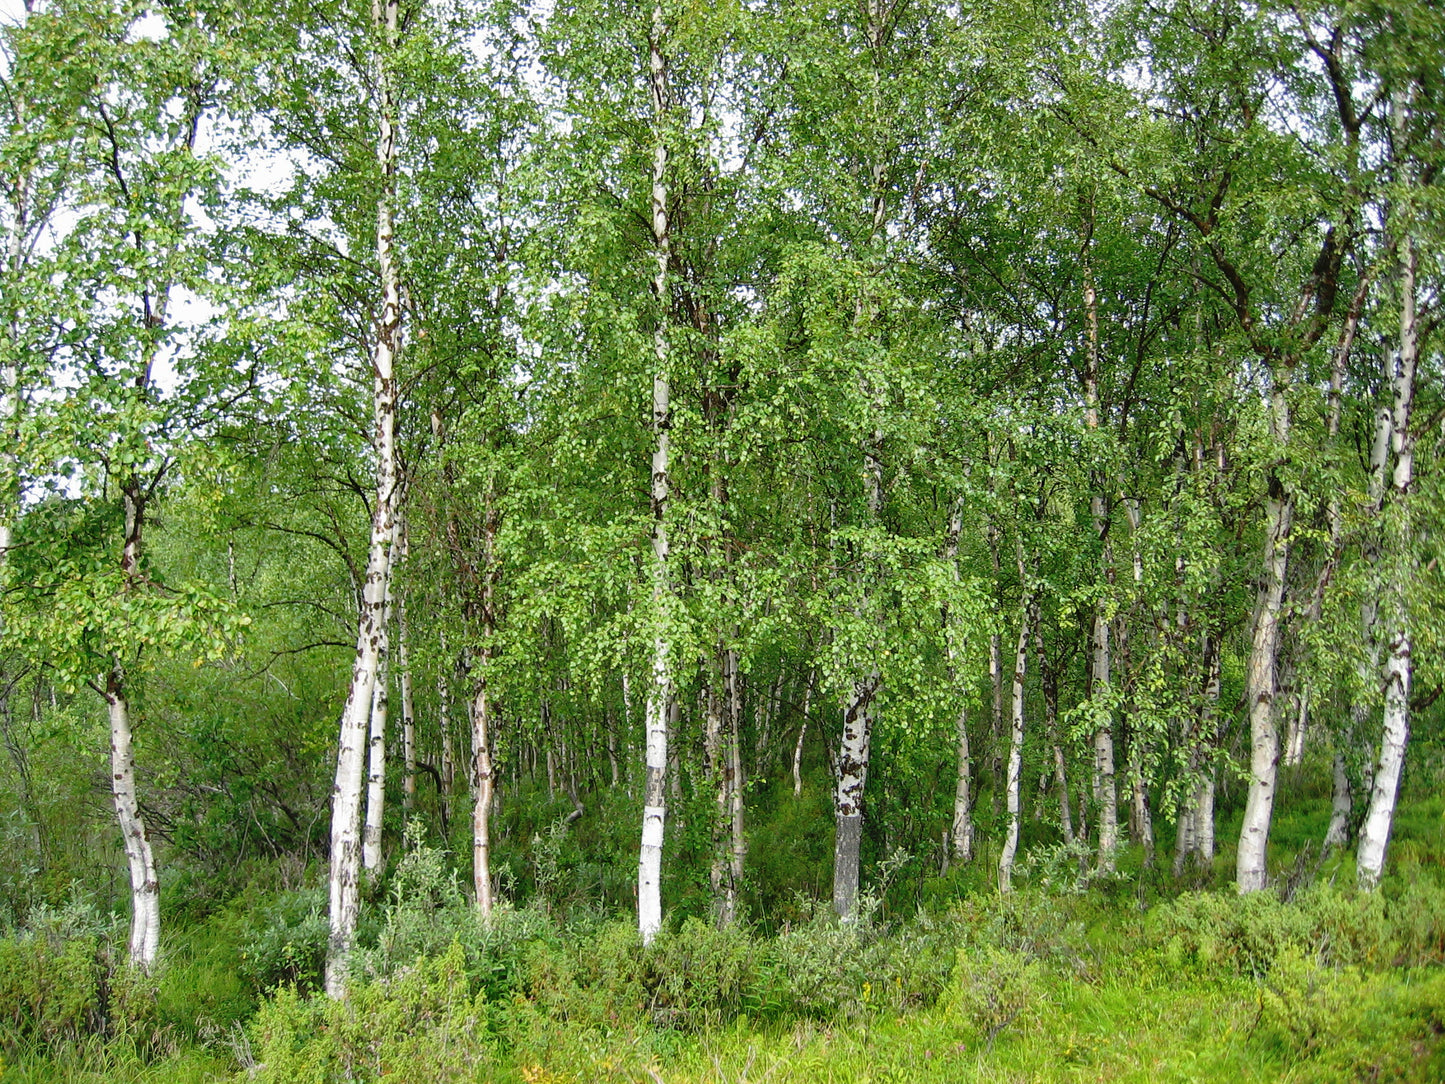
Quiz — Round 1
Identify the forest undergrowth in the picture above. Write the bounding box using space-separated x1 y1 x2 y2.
1 776 1443 1083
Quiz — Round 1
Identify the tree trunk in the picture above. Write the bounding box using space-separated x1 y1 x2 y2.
362 516 399 871
325 0 401 999
398 581 416 820
726 647 746 920
833 670 877 920
1082 250 1118 873
793 670 813 798
470 665 495 917
1176 627 1220 876
952 701 974 863
999 595 1034 894
437 631 455 823
1031 613 1072 845
833 402 885 921
1324 748 1352 854
638 3 672 946
944 495 974 862
1236 370 1293 894
106 663 161 969
1358 185 1419 891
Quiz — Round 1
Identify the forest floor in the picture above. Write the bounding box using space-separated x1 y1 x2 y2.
3 781 1444 1083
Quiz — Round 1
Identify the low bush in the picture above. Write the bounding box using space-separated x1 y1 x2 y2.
1256 951 1445 1081
941 945 1048 1050
249 940 490 1084
1149 876 1445 980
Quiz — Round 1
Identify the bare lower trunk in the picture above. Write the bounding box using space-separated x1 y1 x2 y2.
998 599 1033 893
1236 376 1293 893
989 630 1003 820
399 596 417 820
607 710 620 786
727 649 745 919
437 640 455 821
362 545 395 870
1195 775 1215 864
638 668 669 942
951 702 973 862
1082 240 1118 875
833 671 877 920
470 667 495 917
1324 747 1352 853
1176 631 1221 876
1031 616 1072 845
793 672 813 798
943 495 973 862
107 667 160 968
1129 740 1154 867
1091 610 1118 874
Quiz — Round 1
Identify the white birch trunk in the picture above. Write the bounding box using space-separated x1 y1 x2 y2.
793 670 813 798
1031 615 1072 845
1236 371 1293 893
989 628 1003 819
107 667 160 968
951 703 974 863
398 575 416 819
999 597 1033 894
944 496 974 862
470 670 495 917
1324 749 1352 853
833 671 877 920
1175 628 1220 875
362 522 397 871
325 0 401 998
638 3 672 945
1358 186 1419 890
726 648 746 921
438 630 455 808
1082 253 1118 873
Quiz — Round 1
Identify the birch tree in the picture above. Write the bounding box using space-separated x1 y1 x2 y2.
1356 16 1444 883
324 0 404 998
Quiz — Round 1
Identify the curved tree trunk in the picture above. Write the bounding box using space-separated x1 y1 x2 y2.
326 0 401 999
1358 194 1419 890
107 494 161 968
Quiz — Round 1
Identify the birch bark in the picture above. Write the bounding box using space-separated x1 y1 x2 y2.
944 496 974 862
363 514 400 871
1235 371 1293 893
637 2 673 945
1082 246 1118 873
999 585 1035 894
398 539 417 819
1358 156 1420 889
108 491 160 967
325 0 402 998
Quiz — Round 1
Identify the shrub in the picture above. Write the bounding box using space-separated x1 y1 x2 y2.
1257 952 1445 1081
250 940 490 1084
0 931 101 1046
1152 884 1400 978
941 946 1047 1051
638 917 756 1030
759 910 868 1019
237 889 329 995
